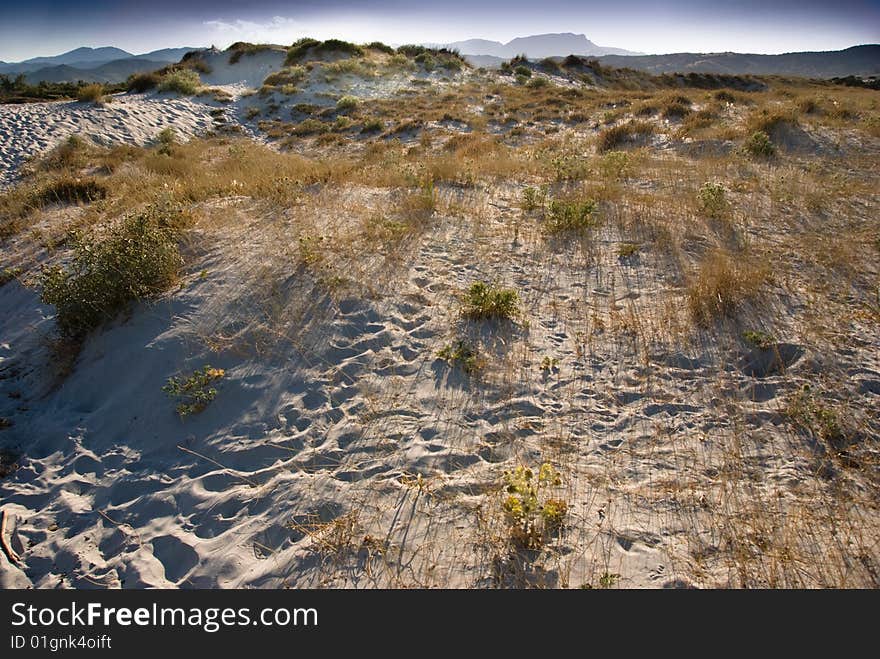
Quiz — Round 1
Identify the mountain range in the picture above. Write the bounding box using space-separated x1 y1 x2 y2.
0 46 200 83
432 33 639 59
596 45 880 78
3 38 879 85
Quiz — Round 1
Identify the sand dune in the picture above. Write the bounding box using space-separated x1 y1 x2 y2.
0 94 216 189
1 46 878 589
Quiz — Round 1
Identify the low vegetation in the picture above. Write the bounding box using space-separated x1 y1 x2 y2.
39 205 185 340
76 83 106 103
543 198 599 235
157 69 201 95
687 250 768 324
163 365 226 417
597 121 655 152
0 74 124 103
502 464 568 550
437 341 482 375
462 282 519 321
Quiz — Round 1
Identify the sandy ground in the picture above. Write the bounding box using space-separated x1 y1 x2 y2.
0 94 217 189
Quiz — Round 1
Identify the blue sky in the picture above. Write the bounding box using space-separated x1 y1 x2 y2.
0 0 878 61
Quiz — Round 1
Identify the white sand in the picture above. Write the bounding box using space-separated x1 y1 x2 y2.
0 94 219 189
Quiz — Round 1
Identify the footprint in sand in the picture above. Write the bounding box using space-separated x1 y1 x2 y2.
151 535 199 583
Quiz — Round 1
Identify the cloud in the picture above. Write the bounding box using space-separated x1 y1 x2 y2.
203 16 301 43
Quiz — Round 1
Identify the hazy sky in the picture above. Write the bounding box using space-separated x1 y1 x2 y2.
1 0 878 61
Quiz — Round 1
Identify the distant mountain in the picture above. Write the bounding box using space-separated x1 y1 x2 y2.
431 33 640 59
20 47 134 68
21 59 169 85
133 48 202 62
1 47 204 83
597 45 880 78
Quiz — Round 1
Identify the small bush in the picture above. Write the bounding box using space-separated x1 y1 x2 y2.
544 198 598 235
742 329 776 350
414 52 435 71
744 130 775 157
158 69 201 95
127 72 161 93
513 65 532 78
539 57 561 73
293 118 329 135
40 206 184 339
361 119 384 133
286 38 362 64
597 121 655 152
687 250 767 324
784 385 851 451
662 101 691 119
38 177 107 206
366 41 395 54
228 42 274 65
163 365 225 417
599 150 631 180
263 66 307 87
462 282 519 321
521 186 547 212
76 83 105 103
526 76 548 89
437 340 482 375
698 182 728 217
502 464 567 550
336 95 358 111
714 90 737 103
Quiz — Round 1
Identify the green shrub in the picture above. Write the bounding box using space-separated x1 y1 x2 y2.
527 76 548 89
361 119 384 133
462 282 519 321
336 95 358 111
539 57 561 73
521 186 547 212
40 206 184 339
286 38 363 64
396 44 427 57
158 69 201 95
544 198 599 235
513 65 532 78
742 329 776 350
163 365 225 417
698 181 728 217
437 340 482 375
293 118 330 135
228 42 274 65
599 150 631 180
366 41 395 54
414 52 435 71
744 130 775 157
502 464 567 549
263 66 307 87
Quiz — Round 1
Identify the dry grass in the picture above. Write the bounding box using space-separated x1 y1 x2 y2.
76 83 106 103
687 249 770 324
597 121 656 152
